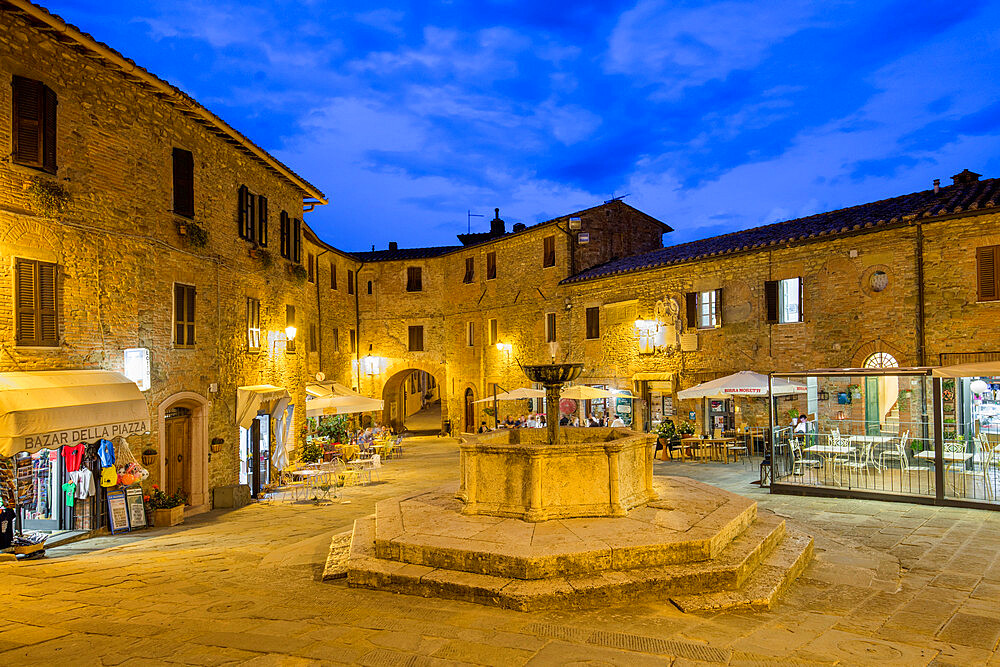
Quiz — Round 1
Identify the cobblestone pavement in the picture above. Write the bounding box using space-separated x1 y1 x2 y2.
2 439 1000 666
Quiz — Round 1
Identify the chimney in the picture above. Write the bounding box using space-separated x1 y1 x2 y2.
388 241 398 251
490 207 505 236
951 169 982 186
933 179 940 194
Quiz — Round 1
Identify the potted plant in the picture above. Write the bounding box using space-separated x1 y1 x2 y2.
145 486 187 527
141 448 157 466
210 437 224 454
289 263 308 285
655 421 679 461
24 176 71 216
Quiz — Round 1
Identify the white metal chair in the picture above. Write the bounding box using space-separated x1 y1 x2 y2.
878 431 910 470
791 442 822 481
837 441 874 487
966 433 997 501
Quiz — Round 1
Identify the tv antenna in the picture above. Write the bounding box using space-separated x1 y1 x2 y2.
604 193 631 204
467 210 484 233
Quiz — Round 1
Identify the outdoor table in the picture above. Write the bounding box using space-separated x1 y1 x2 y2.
805 444 854 484
694 438 737 462
289 469 323 480
337 444 360 461
847 434 895 470
915 450 974 496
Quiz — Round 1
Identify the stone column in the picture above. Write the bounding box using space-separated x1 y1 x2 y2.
605 443 625 516
546 383 560 445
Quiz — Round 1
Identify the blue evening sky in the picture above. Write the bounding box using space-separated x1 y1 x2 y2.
45 0 1000 252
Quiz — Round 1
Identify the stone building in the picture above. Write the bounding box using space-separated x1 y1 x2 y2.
0 0 345 516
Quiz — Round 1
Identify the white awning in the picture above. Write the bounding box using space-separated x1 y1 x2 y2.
306 395 384 417
472 387 546 404
0 370 150 457
236 385 290 429
678 371 807 400
932 362 1000 378
561 385 615 400
305 381 361 398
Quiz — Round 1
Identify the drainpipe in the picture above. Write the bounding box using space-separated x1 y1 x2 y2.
915 223 926 366
314 249 329 371
354 261 365 391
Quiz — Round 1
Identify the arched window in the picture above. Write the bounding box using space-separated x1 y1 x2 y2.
864 352 898 369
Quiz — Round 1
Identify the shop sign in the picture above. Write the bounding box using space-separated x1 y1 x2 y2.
663 396 674 416
23 420 150 450
124 347 150 391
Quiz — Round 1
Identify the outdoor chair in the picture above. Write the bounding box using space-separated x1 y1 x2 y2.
279 467 308 502
306 472 337 503
878 431 910 470
727 435 750 466
965 433 997 501
333 459 362 488
837 441 874 487
791 442 821 481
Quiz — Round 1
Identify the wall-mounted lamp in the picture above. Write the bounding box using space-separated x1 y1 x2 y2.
495 342 513 353
817 389 830 401
285 326 297 341
633 319 659 332
361 344 382 376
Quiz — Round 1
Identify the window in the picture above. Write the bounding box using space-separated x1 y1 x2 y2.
765 278 802 324
330 262 338 290
367 280 372 295
543 235 556 267
463 257 475 284
285 304 296 352
174 283 196 347
408 325 424 352
466 321 474 347
349 328 357 353
488 318 498 345
685 290 721 329
545 312 557 343
12 76 57 173
247 297 260 351
279 211 291 259
307 253 315 283
585 307 600 340
172 148 194 218
347 270 355 295
332 327 340 352
486 252 497 280
977 245 1000 301
292 218 302 263
309 323 317 352
237 186 254 242
406 266 422 292
864 352 898 369
14 258 58 347
257 195 268 247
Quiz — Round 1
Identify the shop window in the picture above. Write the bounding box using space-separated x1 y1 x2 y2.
467 321 474 347
406 266 422 292
247 297 260 351
545 312 556 343
14 258 59 347
174 283 196 347
463 257 475 284
12 75 57 173
347 269 355 295
585 306 600 340
279 210 291 259
488 318 498 345
330 262 338 290
486 251 497 280
543 235 556 267
285 304 295 352
408 325 424 352
765 277 802 323
172 148 194 218
977 245 1000 301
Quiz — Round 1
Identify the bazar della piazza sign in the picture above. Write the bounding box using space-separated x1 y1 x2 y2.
22 420 150 451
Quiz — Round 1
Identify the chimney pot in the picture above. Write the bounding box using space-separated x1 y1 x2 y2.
933 179 940 194
388 241 398 251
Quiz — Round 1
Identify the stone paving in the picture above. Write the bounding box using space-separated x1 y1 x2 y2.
1 438 1000 665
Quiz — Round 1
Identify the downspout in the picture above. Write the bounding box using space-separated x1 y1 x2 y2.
354 261 365 391
314 249 329 371
915 222 927 366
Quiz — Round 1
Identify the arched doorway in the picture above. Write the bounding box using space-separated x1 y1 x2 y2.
381 368 442 433
863 352 899 435
157 391 210 511
464 387 476 433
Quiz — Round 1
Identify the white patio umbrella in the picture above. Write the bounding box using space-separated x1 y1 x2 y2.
306 395 384 417
560 385 615 400
473 387 546 403
677 371 807 400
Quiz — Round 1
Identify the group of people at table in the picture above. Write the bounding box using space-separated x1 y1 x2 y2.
478 413 627 432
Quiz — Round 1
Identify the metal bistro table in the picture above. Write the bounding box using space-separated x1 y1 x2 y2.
805 444 854 484
915 449 973 496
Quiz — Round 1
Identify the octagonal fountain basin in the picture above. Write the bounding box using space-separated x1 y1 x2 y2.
458 427 656 522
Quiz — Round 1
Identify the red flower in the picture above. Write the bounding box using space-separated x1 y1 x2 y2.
143 495 150 502
152 485 159 490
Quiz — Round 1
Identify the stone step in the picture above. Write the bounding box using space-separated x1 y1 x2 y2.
345 513 808 612
370 484 759 579
669 531 815 613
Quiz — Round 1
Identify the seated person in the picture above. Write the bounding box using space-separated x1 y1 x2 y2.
477 421 490 433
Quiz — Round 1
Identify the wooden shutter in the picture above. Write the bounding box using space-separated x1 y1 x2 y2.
543 236 555 267
257 195 268 247
487 252 496 279
15 259 37 344
332 328 339 351
309 323 317 352
407 266 422 291
42 85 57 173
797 277 804 322
685 292 697 329
546 313 556 342
490 318 498 345
308 254 315 283
279 211 290 258
714 288 723 328
463 257 474 283
172 148 194 218
586 307 600 339
238 186 248 239
764 280 778 323
347 270 355 295
409 325 424 351
977 246 1000 302
37 262 58 346
292 218 302 262
330 262 337 289
12 77 43 168
245 191 256 243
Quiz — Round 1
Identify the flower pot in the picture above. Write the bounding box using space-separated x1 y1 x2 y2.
210 443 222 454
141 454 156 466
152 506 184 527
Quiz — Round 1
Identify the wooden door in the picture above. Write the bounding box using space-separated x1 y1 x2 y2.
164 412 190 497
464 388 475 432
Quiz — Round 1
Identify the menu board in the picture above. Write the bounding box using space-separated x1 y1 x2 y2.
106 491 130 534
125 487 146 529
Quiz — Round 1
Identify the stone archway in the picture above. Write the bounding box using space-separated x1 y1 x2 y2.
379 361 447 433
157 391 210 512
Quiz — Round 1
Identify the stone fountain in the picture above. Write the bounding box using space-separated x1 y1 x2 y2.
337 362 814 612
